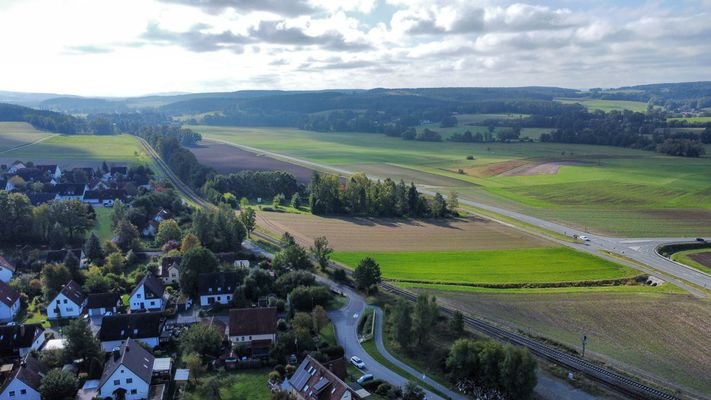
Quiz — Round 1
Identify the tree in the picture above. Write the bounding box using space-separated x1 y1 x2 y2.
402 382 426 400
39 369 79 400
312 305 328 334
446 339 483 382
500 346 537 399
110 200 128 228
41 263 72 301
155 219 182 246
180 324 224 356
274 270 316 297
413 295 438 348
83 266 112 293
180 247 219 295
239 207 256 237
104 252 125 274
391 300 413 350
63 250 81 282
289 286 333 312
310 236 333 271
183 352 205 384
113 219 141 252
48 200 94 241
181 232 202 252
290 193 301 209
240 197 250 209
449 310 465 336
191 208 214 246
49 222 67 250
273 193 286 208
430 192 447 218
84 233 104 264
273 243 313 272
353 257 381 292
448 191 459 212
64 319 102 375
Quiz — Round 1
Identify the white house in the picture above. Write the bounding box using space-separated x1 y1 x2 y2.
46 280 86 320
198 272 239 307
98 339 154 400
35 165 61 180
155 257 180 285
87 293 121 317
0 324 46 359
53 183 86 201
98 313 162 352
8 162 26 174
0 355 47 400
228 307 277 346
0 281 20 323
0 256 15 283
129 275 165 312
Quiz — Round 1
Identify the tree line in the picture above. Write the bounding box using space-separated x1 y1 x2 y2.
202 171 301 206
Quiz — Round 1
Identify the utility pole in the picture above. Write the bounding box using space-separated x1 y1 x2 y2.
582 335 588 358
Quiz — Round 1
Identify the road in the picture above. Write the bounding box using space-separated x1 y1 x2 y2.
205 137 711 293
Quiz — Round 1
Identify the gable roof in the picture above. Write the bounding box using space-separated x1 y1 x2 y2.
130 274 165 299
228 307 277 337
0 281 20 307
6 355 48 393
56 280 85 306
198 272 240 296
99 338 154 389
156 257 181 278
52 183 86 196
86 293 120 309
200 317 227 338
99 312 162 342
0 324 44 357
26 192 57 206
0 256 15 273
289 356 357 400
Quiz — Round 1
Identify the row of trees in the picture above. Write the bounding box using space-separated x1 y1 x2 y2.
308 172 452 218
202 171 301 206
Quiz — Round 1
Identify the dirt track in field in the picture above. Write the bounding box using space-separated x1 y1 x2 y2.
256 211 552 251
190 140 316 183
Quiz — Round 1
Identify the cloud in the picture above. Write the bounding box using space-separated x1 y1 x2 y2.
155 0 316 16
64 45 114 55
142 22 247 52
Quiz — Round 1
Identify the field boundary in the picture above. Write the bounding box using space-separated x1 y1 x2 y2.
385 275 647 289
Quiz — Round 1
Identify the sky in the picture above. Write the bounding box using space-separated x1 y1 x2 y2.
0 0 710 97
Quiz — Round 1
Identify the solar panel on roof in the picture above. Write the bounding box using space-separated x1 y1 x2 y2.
313 377 331 393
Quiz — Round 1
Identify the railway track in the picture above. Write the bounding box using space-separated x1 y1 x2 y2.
139 136 682 400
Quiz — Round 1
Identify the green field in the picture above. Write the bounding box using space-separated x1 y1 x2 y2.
194 125 711 236
0 122 54 153
90 207 114 242
332 248 638 286
667 116 711 124
556 98 650 113
671 249 711 275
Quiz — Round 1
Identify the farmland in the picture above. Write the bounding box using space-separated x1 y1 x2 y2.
332 248 638 286
672 249 711 275
424 289 711 395
555 98 650 113
193 125 711 236
0 122 54 153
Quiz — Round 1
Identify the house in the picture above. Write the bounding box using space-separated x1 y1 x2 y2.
45 249 86 268
98 313 162 352
289 355 364 400
87 293 121 317
228 307 277 356
155 257 180 285
46 280 86 320
97 339 154 400
0 355 47 400
0 256 15 283
0 324 46 360
110 166 128 176
26 192 57 206
52 183 86 201
129 274 166 312
153 209 171 223
34 165 61 180
8 162 26 173
0 281 20 323
198 272 239 307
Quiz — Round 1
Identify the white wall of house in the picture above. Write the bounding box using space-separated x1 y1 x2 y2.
0 377 40 400
200 294 232 307
88 307 113 316
19 332 47 357
129 285 163 311
229 333 275 345
0 267 13 283
166 267 179 285
0 299 20 322
46 293 83 319
98 365 149 400
101 337 159 353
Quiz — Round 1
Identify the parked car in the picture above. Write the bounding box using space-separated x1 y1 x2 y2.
697 237 706 242
102 199 114 207
357 374 374 385
578 235 590 241
350 356 366 369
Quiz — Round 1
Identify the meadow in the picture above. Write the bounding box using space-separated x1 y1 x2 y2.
193 125 711 236
331 248 638 286
667 116 711 124
0 122 54 153
555 98 650 113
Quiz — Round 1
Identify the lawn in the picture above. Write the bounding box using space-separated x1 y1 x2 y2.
220 370 272 400
332 248 638 286
671 248 711 275
193 125 711 236
90 207 114 242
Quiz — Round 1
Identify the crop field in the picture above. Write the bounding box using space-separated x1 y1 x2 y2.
190 139 315 183
332 248 638 286
555 98 650 113
425 289 711 395
0 122 54 153
193 125 711 236
257 212 551 252
672 249 711 275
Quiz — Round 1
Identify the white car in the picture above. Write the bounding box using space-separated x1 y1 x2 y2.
350 356 366 369
357 374 374 385
578 235 590 241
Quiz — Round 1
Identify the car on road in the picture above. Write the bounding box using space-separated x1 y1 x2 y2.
356 374 374 385
697 237 706 242
578 235 590 241
350 356 366 369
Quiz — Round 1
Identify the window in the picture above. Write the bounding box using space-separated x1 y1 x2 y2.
20 390 26 395
130 389 137 395
137 294 142 298
63 299 68 304
126 378 133 384
66 307 72 312
150 301 155 306
8 391 15 397
56 300 60 304
114 379 120 385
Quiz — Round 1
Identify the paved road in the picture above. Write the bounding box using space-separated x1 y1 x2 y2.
206 137 711 292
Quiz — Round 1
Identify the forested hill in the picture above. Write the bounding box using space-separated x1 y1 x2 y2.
0 102 85 133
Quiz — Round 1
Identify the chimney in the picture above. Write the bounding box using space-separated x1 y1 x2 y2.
112 347 121 361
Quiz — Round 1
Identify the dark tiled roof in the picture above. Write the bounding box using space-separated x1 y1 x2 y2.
289 356 356 400
34 165 57 174
130 274 165 299
26 192 57 206
52 183 86 196
4 355 48 394
99 312 162 342
58 280 85 306
200 317 227 337
87 293 120 309
198 272 240 296
0 256 15 273
228 307 276 337
0 324 44 357
16 168 46 181
0 281 20 307
99 338 154 389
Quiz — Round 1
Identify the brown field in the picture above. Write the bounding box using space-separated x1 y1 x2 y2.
421 289 711 395
348 163 468 187
256 211 552 251
689 252 711 268
190 140 316 183
454 159 529 178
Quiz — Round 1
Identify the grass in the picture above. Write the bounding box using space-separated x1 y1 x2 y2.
90 207 113 242
218 370 272 400
556 98 650 113
671 249 711 275
667 116 711 124
332 248 638 286
398 282 684 294
0 122 54 153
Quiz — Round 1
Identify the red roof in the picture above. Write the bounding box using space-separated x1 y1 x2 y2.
228 307 277 336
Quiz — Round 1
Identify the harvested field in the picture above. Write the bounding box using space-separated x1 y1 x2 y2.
455 159 529 178
190 139 316 183
689 252 711 268
500 161 592 176
349 163 467 187
422 289 711 395
256 212 551 252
